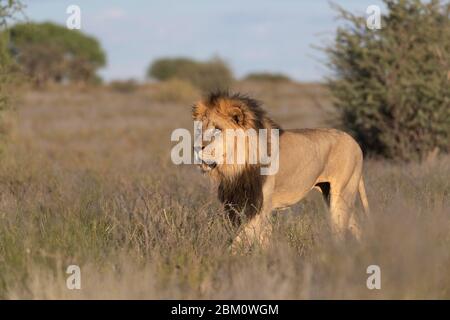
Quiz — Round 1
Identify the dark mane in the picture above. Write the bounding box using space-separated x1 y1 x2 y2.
205 90 283 131
218 165 264 225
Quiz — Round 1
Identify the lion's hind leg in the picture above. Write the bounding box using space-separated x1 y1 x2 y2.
315 182 331 208
329 173 362 240
358 176 370 217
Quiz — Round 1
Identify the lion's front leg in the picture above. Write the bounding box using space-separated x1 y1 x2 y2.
230 176 275 254
230 214 272 254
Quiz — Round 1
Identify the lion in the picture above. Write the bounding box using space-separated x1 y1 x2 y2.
192 91 369 251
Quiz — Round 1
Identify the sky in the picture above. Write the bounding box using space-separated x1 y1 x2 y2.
22 0 384 82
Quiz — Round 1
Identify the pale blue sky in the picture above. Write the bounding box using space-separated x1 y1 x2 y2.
22 0 384 82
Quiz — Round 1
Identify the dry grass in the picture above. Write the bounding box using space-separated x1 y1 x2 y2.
0 83 449 299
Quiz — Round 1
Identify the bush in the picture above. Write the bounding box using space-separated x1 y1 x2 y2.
152 79 199 104
0 1 23 150
1 0 21 111
147 57 233 92
244 72 291 83
6 22 106 85
109 79 139 93
326 0 450 161
0 32 11 114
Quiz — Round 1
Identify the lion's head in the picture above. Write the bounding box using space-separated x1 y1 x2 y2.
192 91 281 179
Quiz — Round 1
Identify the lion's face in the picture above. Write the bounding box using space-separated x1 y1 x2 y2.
193 94 262 177
193 103 244 175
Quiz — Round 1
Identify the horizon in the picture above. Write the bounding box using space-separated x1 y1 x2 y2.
22 0 384 82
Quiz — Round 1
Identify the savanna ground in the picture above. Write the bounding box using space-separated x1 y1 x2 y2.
0 81 449 299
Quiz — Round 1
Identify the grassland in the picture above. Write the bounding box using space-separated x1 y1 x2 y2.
0 82 449 299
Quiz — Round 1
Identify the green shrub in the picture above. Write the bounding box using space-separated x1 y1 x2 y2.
244 72 291 83
151 79 199 104
0 0 23 28
6 22 106 85
326 0 450 161
0 0 21 111
109 79 139 93
147 57 234 92
0 31 10 114
0 0 23 150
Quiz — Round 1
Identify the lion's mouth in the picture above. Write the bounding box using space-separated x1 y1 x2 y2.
200 160 217 172
207 161 217 169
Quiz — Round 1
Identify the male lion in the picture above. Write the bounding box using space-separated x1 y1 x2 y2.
193 92 369 251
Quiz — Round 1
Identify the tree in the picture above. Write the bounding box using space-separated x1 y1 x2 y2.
147 57 234 92
7 22 106 85
326 0 450 161
244 72 291 83
0 0 24 29
1 0 23 144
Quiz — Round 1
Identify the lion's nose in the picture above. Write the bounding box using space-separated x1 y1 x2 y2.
194 146 204 162
194 146 205 155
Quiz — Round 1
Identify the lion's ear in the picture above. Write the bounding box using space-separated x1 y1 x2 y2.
229 106 245 126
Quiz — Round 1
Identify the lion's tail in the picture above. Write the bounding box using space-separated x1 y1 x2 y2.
358 176 370 216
